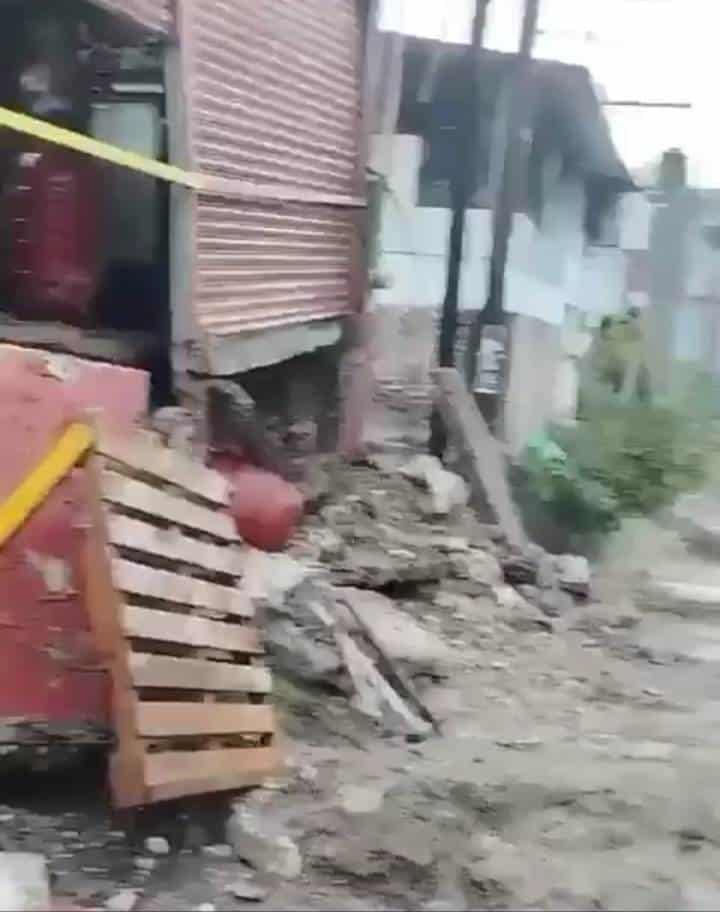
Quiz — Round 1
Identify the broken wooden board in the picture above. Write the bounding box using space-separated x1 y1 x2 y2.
432 368 527 551
83 431 279 808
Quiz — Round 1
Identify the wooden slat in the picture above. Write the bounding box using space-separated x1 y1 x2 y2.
98 431 230 506
112 559 252 617
129 653 272 693
102 471 238 542
432 368 527 550
108 515 243 577
143 746 280 802
136 702 274 737
123 605 261 653
83 458 147 808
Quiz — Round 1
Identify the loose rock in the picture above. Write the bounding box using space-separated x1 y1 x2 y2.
0 853 50 912
337 785 385 815
243 550 311 610
399 454 469 516
226 808 302 880
336 587 459 675
105 890 139 912
536 552 558 589
201 844 233 860
144 837 170 856
227 879 269 902
539 587 576 618
556 554 591 597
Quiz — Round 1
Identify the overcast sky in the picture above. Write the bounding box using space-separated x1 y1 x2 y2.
379 0 719 186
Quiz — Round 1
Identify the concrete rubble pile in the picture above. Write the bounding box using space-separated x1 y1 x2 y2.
246 453 592 737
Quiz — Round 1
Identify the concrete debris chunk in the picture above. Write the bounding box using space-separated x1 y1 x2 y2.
0 853 50 912
105 890 139 912
226 879 269 902
201 844 233 860
336 587 459 674
399 454 469 516
337 784 385 815
264 616 342 685
336 633 432 737
539 587 575 618
243 549 311 610
536 551 558 589
556 554 591 597
144 836 170 856
226 808 302 880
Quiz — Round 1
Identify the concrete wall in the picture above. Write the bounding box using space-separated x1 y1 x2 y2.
370 135 628 329
370 133 634 455
504 316 563 458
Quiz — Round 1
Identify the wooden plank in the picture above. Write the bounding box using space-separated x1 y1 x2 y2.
143 746 280 803
432 368 527 550
136 702 274 737
112 559 252 617
107 515 243 578
129 653 271 693
337 590 441 733
82 458 147 808
123 605 262 654
97 431 230 506
102 471 238 542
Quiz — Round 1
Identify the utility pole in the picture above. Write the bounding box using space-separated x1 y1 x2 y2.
429 0 491 457
463 0 540 428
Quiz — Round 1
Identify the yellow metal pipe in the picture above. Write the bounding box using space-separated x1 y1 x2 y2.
0 423 95 548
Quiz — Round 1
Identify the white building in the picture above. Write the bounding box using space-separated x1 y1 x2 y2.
370 34 641 456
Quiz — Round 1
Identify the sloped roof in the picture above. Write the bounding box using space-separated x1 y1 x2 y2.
393 33 634 191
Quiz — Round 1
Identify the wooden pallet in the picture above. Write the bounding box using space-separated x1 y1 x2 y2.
83 429 279 808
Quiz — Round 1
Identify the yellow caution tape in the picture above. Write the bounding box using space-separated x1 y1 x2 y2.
0 422 95 548
0 104 366 208
0 105 201 187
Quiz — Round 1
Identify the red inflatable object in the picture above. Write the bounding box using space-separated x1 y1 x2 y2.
213 456 304 552
5 145 103 325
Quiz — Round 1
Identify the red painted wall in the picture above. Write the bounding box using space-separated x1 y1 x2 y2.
0 346 148 730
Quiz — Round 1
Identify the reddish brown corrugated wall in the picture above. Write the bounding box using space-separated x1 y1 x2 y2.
194 199 356 335
90 0 171 35
179 0 363 337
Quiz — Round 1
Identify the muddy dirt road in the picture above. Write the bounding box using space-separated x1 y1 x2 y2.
5 487 720 911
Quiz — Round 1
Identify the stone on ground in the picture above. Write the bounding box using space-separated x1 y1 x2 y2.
337 785 385 815
0 853 50 912
144 837 169 856
105 890 139 912
243 550 311 609
336 587 459 674
556 554 591 597
226 808 302 880
226 879 268 902
399 454 469 516
336 632 432 736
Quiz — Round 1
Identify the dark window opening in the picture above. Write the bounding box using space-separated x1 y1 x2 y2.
0 0 172 407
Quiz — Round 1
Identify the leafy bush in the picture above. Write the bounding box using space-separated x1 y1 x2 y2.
522 399 709 547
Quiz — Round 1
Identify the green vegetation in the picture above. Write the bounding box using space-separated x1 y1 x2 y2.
520 313 716 550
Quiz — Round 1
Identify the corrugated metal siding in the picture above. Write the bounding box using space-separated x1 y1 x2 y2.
90 0 171 35
186 0 359 193
181 0 363 336
194 197 355 334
